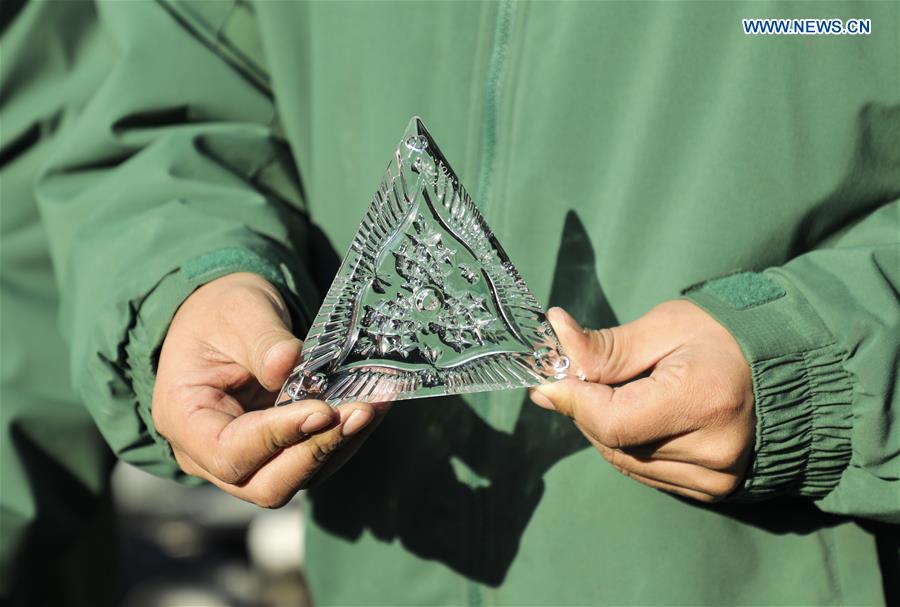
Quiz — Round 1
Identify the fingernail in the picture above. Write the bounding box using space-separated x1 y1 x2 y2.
548 307 584 333
300 412 331 434
529 389 556 411
342 408 373 437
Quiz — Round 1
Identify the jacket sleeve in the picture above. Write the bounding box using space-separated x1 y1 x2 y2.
683 105 899 522
34 0 319 480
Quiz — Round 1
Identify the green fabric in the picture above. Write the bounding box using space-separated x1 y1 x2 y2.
690 271 786 309
0 2 118 604
124 245 306 481
181 247 284 284
2 0 899 605
28 0 318 479
687 276 855 500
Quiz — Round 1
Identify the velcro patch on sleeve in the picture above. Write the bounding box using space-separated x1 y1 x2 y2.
690 271 786 310
181 247 284 287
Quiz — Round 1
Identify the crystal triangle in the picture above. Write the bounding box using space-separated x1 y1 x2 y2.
276 117 569 406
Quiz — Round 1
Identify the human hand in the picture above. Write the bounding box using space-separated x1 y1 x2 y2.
530 301 754 502
153 272 389 507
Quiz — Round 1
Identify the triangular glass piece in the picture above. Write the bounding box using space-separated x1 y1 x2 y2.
276 117 569 406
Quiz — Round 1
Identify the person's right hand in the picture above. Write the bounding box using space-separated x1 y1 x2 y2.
152 272 388 508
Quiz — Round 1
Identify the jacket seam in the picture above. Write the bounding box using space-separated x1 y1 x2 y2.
154 0 271 98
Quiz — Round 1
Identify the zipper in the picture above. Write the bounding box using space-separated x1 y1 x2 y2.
466 1 515 605
474 0 515 216
467 0 515 423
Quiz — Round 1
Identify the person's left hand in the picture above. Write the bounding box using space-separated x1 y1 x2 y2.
530 301 755 503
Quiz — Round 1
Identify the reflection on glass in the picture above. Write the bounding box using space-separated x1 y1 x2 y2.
276 117 569 406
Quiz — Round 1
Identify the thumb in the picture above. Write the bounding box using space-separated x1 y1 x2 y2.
228 284 303 391
254 330 303 392
547 306 675 385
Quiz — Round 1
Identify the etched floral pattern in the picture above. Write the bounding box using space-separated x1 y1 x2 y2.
276 117 567 406
354 213 504 360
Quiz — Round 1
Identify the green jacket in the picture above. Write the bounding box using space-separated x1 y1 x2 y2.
2 0 898 605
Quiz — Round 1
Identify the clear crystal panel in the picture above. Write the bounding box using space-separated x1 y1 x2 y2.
276 117 569 406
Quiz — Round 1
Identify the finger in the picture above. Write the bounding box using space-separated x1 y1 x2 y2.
534 378 746 471
534 375 701 449
623 430 752 473
528 387 557 411
171 390 338 483
591 438 742 499
236 379 276 412
304 402 393 488
219 280 302 391
547 306 680 384
530 377 613 418
610 464 720 503
169 447 276 505
217 403 377 508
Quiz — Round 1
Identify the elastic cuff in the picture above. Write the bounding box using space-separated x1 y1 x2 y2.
683 271 853 499
125 245 316 481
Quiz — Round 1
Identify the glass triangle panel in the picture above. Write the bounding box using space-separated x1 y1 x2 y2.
276 117 569 405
